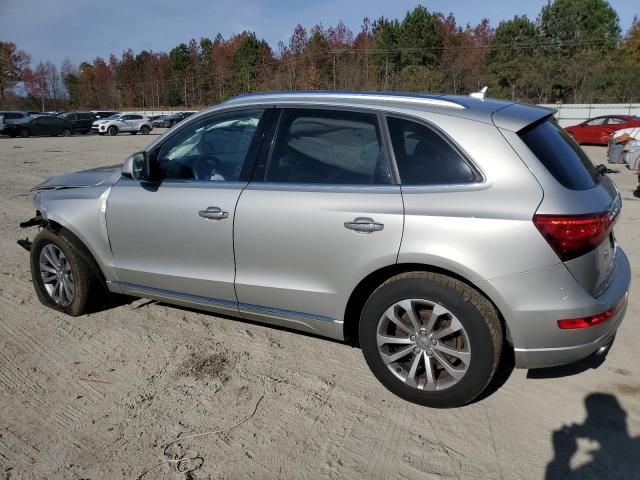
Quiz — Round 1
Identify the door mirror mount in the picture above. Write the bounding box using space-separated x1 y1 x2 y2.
122 152 147 180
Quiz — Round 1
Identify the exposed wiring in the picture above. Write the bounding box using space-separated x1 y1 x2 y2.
137 394 265 478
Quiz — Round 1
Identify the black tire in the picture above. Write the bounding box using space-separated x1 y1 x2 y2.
140 125 150 135
20 128 30 138
108 126 118 136
359 272 502 408
30 229 96 316
61 128 71 137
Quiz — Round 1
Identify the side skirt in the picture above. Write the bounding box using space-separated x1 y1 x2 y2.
107 280 344 340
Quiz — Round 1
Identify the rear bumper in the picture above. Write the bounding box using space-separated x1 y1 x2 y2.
479 248 631 369
513 293 627 368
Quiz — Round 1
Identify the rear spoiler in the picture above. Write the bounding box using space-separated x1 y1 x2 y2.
492 103 556 132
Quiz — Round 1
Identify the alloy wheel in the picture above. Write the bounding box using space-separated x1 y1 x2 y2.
39 244 74 307
376 299 471 391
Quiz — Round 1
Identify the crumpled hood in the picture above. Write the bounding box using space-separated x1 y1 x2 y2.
32 164 122 191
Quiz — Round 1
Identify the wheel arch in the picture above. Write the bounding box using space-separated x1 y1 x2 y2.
37 215 108 285
343 263 510 347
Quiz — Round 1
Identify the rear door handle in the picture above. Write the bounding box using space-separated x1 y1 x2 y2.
198 206 228 220
344 217 384 233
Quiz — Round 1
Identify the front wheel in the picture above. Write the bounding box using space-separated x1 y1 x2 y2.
30 229 96 316
108 126 118 136
359 272 502 408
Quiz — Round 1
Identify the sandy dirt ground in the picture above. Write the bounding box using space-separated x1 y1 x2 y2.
0 132 638 480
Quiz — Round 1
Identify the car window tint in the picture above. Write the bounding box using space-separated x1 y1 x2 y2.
387 116 479 185
584 118 606 126
265 109 390 185
130 115 142 120
6 113 21 119
607 117 625 125
519 119 599 190
153 108 264 182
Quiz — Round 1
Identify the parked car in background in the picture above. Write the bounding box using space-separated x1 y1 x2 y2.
160 111 194 128
90 111 119 120
565 115 640 145
58 112 95 134
0 111 31 134
91 113 153 136
19 92 630 408
151 115 170 128
4 115 73 137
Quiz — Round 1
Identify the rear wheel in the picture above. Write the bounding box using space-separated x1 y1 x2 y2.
30 229 97 316
140 125 150 135
359 272 502 408
108 126 118 136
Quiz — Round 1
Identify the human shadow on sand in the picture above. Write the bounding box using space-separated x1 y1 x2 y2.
545 393 639 480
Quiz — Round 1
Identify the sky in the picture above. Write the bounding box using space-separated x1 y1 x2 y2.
0 0 637 67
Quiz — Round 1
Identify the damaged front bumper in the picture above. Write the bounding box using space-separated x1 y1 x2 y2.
17 213 45 252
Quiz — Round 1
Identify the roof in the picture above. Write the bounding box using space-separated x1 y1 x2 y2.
222 91 555 131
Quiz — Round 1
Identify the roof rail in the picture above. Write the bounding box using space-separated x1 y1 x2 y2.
225 91 466 110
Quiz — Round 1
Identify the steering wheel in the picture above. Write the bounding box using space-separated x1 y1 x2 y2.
193 155 224 181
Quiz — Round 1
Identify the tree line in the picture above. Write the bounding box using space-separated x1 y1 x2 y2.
1 0 639 111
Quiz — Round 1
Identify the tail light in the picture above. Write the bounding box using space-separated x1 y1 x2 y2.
557 296 626 329
533 207 618 262
557 307 615 329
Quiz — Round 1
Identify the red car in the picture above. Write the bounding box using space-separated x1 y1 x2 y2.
565 115 640 145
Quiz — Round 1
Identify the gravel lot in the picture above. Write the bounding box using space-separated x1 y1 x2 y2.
0 132 638 480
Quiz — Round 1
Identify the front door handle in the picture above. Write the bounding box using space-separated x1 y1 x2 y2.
198 206 228 220
344 217 384 233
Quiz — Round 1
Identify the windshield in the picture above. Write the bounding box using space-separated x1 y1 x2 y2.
106 114 121 120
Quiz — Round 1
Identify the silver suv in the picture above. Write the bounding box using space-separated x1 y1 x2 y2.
19 92 630 408
91 113 153 136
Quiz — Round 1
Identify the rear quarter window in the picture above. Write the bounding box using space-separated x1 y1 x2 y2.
387 116 480 186
519 120 599 190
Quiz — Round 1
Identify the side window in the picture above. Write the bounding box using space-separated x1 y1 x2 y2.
152 108 264 182
386 117 479 186
120 115 130 121
607 117 625 125
265 109 390 185
130 115 142 120
584 118 605 126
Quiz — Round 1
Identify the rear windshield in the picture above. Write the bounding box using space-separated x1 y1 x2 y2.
519 119 599 190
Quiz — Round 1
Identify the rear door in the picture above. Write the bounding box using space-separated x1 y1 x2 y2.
233 107 404 333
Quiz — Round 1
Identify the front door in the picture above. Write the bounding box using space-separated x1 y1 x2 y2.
106 108 268 310
234 108 404 334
